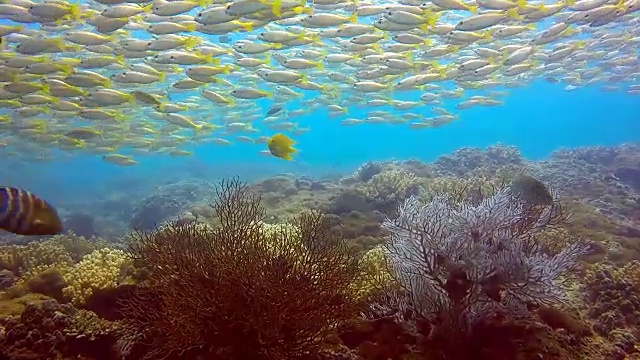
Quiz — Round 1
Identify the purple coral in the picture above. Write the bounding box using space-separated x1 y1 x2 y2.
376 185 590 332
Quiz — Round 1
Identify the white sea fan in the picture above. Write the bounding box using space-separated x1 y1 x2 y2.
379 186 590 330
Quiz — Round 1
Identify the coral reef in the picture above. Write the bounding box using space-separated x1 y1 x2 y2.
431 144 526 178
583 261 640 337
0 299 122 359
360 169 422 215
0 143 639 360
130 180 215 230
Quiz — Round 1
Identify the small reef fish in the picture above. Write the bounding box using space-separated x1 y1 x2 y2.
267 133 296 160
266 105 284 117
0 187 63 236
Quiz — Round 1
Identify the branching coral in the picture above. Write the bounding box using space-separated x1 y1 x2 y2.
260 221 303 255
372 183 590 335
351 246 394 301
62 247 132 306
0 238 73 278
0 233 108 284
118 178 364 360
361 169 421 213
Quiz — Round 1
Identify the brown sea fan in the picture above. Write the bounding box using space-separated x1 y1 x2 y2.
118 178 363 360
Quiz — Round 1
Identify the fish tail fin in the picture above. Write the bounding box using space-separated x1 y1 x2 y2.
348 11 358 23
468 4 478 12
311 33 323 46
239 21 253 32
506 8 521 19
68 3 82 20
270 0 282 17
60 64 74 76
184 36 201 50
115 113 128 122
116 54 126 65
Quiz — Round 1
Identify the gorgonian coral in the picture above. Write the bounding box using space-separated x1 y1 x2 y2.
118 178 363 360
372 183 590 333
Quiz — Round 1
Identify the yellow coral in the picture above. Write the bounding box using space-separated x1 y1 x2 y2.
0 233 108 285
362 169 420 205
260 222 308 265
62 247 131 306
350 246 394 300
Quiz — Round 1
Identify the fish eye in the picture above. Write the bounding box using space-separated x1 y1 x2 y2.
170 55 175 59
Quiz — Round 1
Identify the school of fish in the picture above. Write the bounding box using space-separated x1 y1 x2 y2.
0 0 638 165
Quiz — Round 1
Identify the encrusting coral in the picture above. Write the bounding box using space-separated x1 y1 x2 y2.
583 261 640 336
0 299 123 359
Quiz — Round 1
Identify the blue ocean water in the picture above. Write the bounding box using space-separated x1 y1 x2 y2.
1 18 639 213
6 80 640 204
